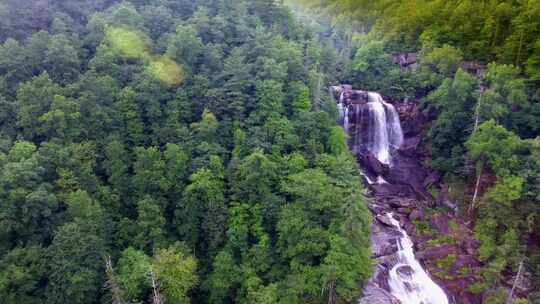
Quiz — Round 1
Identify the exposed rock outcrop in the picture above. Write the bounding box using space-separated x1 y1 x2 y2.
334 85 484 304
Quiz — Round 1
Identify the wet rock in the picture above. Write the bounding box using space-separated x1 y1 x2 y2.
397 207 411 215
388 198 415 208
462 236 480 255
437 185 458 211
372 183 413 197
395 101 426 137
348 90 369 104
417 244 456 260
430 213 451 234
373 240 399 258
360 152 387 176
504 269 535 294
452 255 478 271
461 293 482 304
398 135 421 156
403 221 417 237
385 154 432 200
359 282 401 304
368 203 386 214
396 265 414 277
392 53 418 67
376 215 395 227
371 222 402 258
409 209 424 221
423 170 441 189
444 277 483 304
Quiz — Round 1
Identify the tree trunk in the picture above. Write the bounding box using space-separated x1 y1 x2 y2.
105 256 125 304
473 90 484 134
506 259 525 304
150 269 163 304
469 161 484 215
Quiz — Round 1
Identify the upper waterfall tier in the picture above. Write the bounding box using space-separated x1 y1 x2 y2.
334 86 403 165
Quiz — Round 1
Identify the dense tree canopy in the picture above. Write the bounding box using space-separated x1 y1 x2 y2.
0 1 371 304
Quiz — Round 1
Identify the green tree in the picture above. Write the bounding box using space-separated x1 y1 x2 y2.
428 69 478 172
132 147 169 197
289 81 312 115
478 63 528 133
45 221 105 304
152 246 198 304
327 126 348 155
116 247 151 303
16 73 62 141
44 34 81 84
0 141 59 246
0 246 46 304
134 196 166 252
205 250 241 303
422 44 463 76
115 87 145 147
526 38 540 80
103 139 130 200
0 38 31 87
141 5 174 40
167 25 204 72
175 156 226 256
38 95 82 141
351 40 397 93
248 80 285 125
466 120 522 177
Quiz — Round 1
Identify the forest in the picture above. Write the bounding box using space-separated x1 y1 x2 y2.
0 0 539 303
297 0 540 303
0 0 372 303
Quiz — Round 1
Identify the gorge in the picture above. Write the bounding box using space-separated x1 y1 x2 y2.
332 85 452 304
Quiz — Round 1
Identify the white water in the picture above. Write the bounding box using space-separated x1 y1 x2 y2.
337 91 346 119
361 173 389 185
367 92 404 164
386 213 449 304
344 106 349 132
338 90 403 165
376 176 389 184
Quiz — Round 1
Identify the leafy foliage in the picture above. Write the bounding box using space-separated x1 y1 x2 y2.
0 1 372 303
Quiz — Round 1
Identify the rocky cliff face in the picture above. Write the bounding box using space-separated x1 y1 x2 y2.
333 85 484 304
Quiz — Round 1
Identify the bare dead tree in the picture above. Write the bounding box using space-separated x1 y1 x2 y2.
321 279 337 304
507 258 525 304
469 161 484 215
104 255 125 304
150 268 163 304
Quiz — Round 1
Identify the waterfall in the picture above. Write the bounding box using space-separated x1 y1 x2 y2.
338 91 403 165
386 213 449 304
344 105 350 132
334 86 450 304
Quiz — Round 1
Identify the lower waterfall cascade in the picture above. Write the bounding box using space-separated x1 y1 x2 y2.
386 213 449 304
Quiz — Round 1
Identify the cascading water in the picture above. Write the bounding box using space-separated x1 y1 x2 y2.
337 90 403 165
386 213 449 304
334 86 450 304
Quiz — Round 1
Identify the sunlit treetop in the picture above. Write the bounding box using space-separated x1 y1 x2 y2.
147 56 185 87
106 26 150 60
